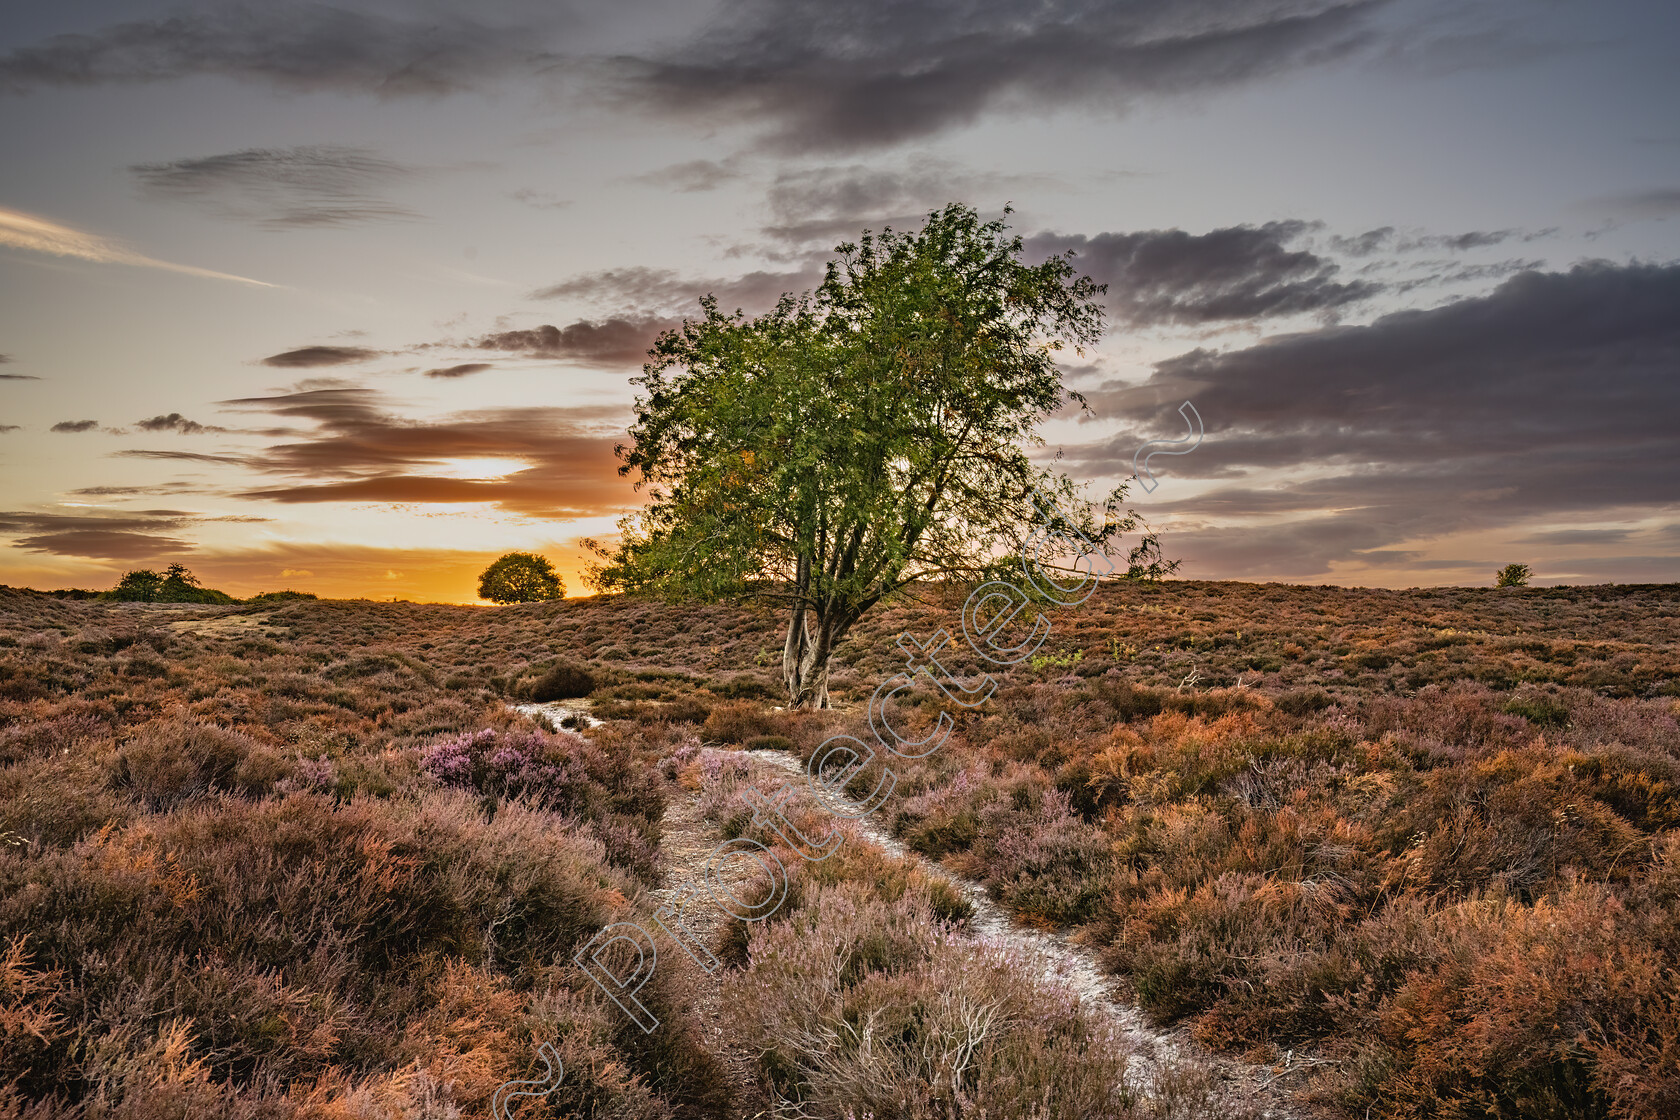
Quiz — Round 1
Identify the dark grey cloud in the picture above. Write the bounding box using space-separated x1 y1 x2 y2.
0 4 560 98
0 509 198 560
50 419 99 433
0 425 19 433
216 387 631 519
261 345 381 368
131 145 418 228
474 318 674 365
1028 221 1380 326
137 412 225 434
612 0 1387 151
1070 260 1680 579
1431 230 1517 251
423 362 494 379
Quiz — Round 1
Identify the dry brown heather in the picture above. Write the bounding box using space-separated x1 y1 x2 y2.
1 580 1677 1119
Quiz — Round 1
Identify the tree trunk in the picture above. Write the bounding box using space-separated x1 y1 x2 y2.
782 553 835 709
784 628 830 710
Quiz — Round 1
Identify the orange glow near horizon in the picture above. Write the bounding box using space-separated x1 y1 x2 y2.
0 547 601 606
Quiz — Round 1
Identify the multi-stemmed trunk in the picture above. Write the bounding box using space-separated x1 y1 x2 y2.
781 552 858 710
782 608 831 710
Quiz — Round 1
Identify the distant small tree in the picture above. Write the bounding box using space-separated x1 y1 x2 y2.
110 569 164 602
161 563 199 597
478 552 565 604
1496 563 1532 588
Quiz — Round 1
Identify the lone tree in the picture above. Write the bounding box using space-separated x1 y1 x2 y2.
478 552 566 603
588 204 1174 709
1496 563 1532 588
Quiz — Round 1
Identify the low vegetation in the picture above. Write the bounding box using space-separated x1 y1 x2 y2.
0 578 1675 1117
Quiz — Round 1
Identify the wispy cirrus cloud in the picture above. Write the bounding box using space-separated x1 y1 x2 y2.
115 449 253 467
761 161 1054 242
1327 226 1534 255
0 353 39 382
1589 188 1680 219
131 145 419 229
0 204 273 285
510 188 572 211
531 262 824 316
629 158 745 193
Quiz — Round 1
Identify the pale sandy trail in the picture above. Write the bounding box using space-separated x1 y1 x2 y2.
736 747 1307 1119
514 700 1311 1118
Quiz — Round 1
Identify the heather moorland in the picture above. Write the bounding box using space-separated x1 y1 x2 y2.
1 579 1676 1118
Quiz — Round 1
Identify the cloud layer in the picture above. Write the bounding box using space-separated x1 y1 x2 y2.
131 145 418 228
474 319 674 365
1078 260 1680 579
1029 221 1380 326
219 387 632 519
0 3 558 97
1 509 208 560
260 345 381 368
613 0 1387 151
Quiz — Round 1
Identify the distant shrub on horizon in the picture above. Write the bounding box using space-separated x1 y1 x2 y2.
105 563 237 604
246 589 318 604
1497 562 1533 587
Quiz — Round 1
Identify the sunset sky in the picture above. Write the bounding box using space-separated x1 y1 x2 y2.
2 0 1677 603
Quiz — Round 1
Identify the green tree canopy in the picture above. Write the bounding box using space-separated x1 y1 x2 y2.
109 564 238 603
110 569 164 602
588 204 1175 709
478 552 566 604
1496 563 1532 588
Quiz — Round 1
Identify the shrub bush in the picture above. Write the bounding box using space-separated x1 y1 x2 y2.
701 700 776 743
526 660 596 701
